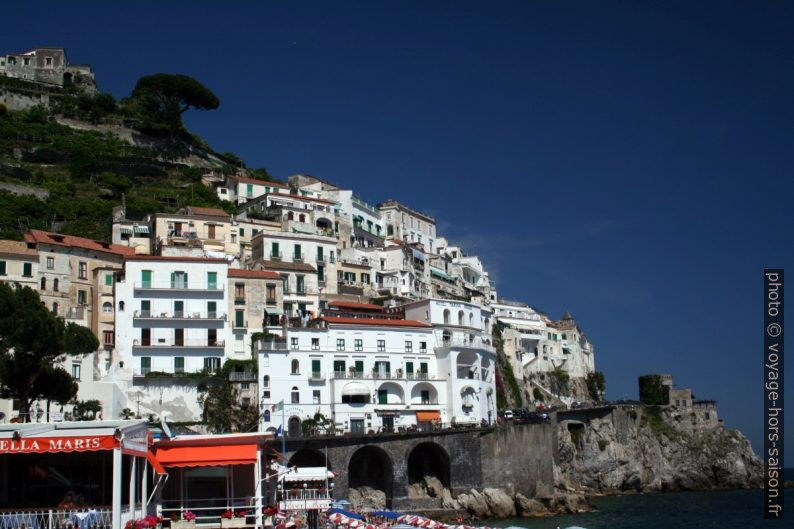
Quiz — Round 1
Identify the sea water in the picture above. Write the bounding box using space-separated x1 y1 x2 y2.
486 487 793 529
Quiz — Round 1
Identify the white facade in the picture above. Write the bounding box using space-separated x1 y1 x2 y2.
257 308 496 435
113 256 232 421
378 200 437 253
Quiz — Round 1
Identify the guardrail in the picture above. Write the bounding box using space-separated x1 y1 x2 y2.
0 508 113 529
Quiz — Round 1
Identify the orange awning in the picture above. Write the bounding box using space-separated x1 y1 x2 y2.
156 443 257 468
147 450 167 475
415 411 441 422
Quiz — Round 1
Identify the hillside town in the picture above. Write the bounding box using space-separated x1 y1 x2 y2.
0 172 596 433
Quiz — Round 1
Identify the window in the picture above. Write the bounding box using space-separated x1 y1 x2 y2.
443 309 450 324
53 278 59 291
77 290 87 305
458 311 465 326
405 340 413 353
406 361 415 376
361 273 370 284
204 357 221 372
140 300 150 316
313 390 321 404
239 228 245 237
336 339 345 351
377 339 385 352
40 277 46 289
420 341 427 353
0 261 6 275
281 274 289 293
78 261 87 280
378 389 388 405
230 234 237 243
291 386 299 404
105 274 113 286
291 358 299 374
294 244 302 260
271 242 280 258
171 271 187 289
207 272 218 290
235 282 245 303
334 360 346 373
262 375 270 388
140 357 151 375
264 409 271 422
420 362 428 375
102 302 113 314
311 338 320 350
355 360 364 373
118 300 124 311
174 357 185 374
354 339 363 351
52 302 58 314
291 337 299 350
296 275 305 294
266 284 277 302
23 262 32 277
235 310 245 328
246 183 253 197
421 390 430 405
317 247 324 261
174 328 184 346
141 270 152 288
23 58 30 66
312 359 321 376
207 301 217 318
174 300 184 317
103 330 114 345
299 214 306 223
317 265 324 282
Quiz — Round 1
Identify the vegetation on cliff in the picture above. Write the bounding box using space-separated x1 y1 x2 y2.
493 323 524 410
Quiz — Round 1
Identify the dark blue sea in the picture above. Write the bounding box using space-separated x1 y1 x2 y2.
486 481 793 529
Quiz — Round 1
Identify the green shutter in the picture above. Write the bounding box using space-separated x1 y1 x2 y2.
317 265 324 281
406 362 414 374
23 263 32 277
420 362 428 374
105 274 112 286
170 272 175 289
236 310 245 327
0 261 5 275
239 228 245 237
294 244 301 258
378 389 388 404
142 270 152 288
317 247 323 260
207 272 217 289
208 301 216 315
312 359 321 374
141 300 150 312
355 360 364 373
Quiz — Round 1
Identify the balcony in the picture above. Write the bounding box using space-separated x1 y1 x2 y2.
309 371 325 381
133 339 225 349
229 371 257 382
134 368 216 379
133 310 226 321
65 306 87 321
134 282 223 293
292 254 304 263
266 298 278 306
333 370 365 380
438 337 495 353
316 255 325 263
233 319 248 329
329 254 336 263
255 338 289 351
235 296 246 305
406 372 431 381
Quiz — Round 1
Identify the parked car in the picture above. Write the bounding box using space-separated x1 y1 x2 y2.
504 410 514 420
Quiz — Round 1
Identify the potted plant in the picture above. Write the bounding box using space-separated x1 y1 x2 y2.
220 511 247 529
125 516 162 529
171 511 196 529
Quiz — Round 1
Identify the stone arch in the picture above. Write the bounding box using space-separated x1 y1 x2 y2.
348 445 393 506
456 350 478 379
443 309 450 324
407 442 450 488
289 448 331 470
457 310 465 326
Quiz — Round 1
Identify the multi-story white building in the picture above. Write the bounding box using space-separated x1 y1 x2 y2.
218 174 290 205
258 299 497 436
400 298 496 426
378 199 437 253
227 267 285 355
114 256 232 421
0 240 38 289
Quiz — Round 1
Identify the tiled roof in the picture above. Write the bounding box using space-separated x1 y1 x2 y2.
184 206 230 218
320 316 431 328
26 230 135 257
0 240 37 256
125 255 228 263
328 300 384 311
228 268 281 279
231 175 289 188
255 260 316 272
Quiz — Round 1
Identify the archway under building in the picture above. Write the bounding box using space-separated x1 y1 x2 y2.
289 448 331 470
348 445 393 507
407 442 450 488
287 416 302 438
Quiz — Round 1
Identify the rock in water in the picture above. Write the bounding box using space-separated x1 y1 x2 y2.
482 488 517 518
514 493 549 517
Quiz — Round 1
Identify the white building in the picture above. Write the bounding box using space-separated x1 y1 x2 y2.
217 174 290 205
378 199 437 253
113 256 232 421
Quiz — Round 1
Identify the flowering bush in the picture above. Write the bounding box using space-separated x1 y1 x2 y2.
222 511 248 519
183 512 197 522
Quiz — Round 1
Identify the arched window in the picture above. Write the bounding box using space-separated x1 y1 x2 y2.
458 310 465 326
53 278 59 292
387 225 394 236
299 214 306 223
263 375 270 388
264 409 271 422
442 330 451 346
118 301 125 311
40 277 46 290
291 386 300 404
102 302 113 314
291 359 299 374
469 312 474 327
52 302 58 314
443 309 450 325
288 211 294 221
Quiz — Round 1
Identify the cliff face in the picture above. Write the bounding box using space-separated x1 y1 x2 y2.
555 406 763 494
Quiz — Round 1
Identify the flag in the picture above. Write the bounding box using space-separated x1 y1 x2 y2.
271 400 284 412
274 424 283 438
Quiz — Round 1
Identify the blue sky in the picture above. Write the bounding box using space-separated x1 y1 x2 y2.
6 1 792 454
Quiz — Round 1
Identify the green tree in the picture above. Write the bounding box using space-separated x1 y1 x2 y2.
0 284 98 421
639 375 665 405
131 74 219 138
71 399 103 421
586 371 606 402
198 359 259 433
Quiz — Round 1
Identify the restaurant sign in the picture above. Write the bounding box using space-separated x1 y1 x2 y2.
0 435 118 454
